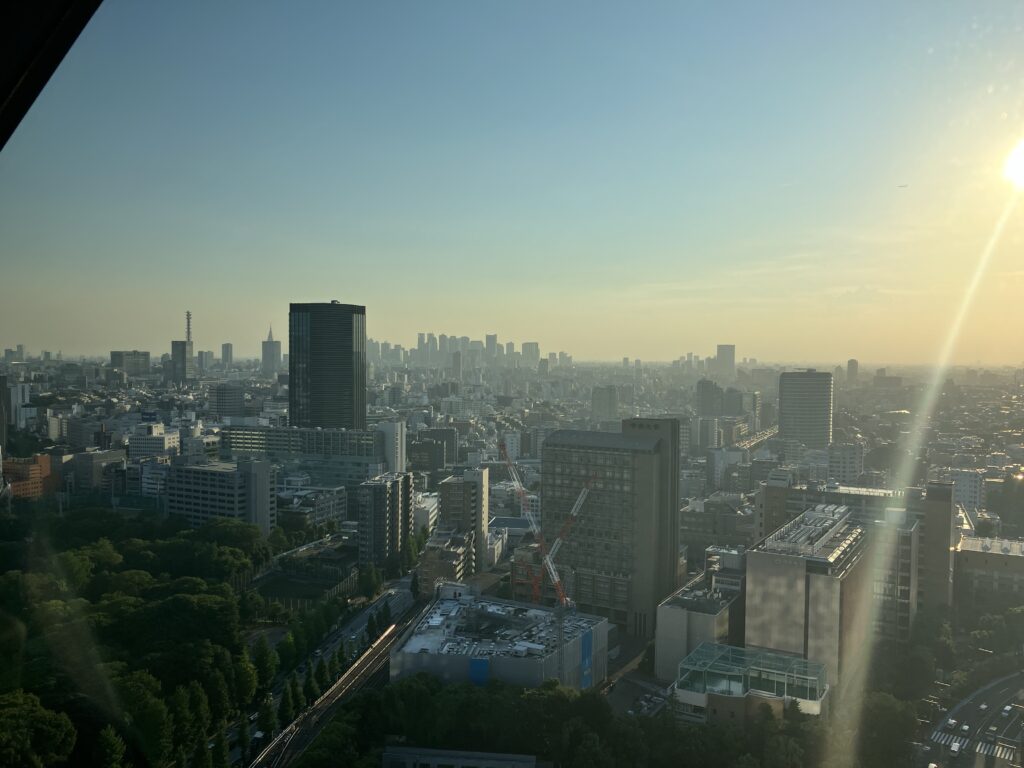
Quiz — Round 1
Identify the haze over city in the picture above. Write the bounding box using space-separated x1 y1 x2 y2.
3 1 1024 362
6 3 1024 768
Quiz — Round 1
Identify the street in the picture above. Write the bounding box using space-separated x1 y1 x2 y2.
927 671 1024 766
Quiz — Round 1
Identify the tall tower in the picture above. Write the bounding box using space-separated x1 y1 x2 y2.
261 326 282 378
778 370 833 449
186 310 192 343
289 301 366 430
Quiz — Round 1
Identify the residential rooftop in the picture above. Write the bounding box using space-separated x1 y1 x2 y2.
757 504 865 564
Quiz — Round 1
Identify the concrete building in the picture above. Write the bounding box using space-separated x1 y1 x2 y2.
390 585 609 689
128 423 180 459
672 643 829 724
655 546 746 683
716 344 736 380
541 418 680 638
357 472 414 568
846 358 859 385
590 385 618 422
166 458 276 535
438 467 490 574
955 536 1024 609
210 384 246 419
1 453 56 500
950 468 986 512
109 350 151 377
417 528 473 587
828 442 865 485
170 340 196 384
778 370 833 449
374 420 407 474
289 301 366 430
276 482 347 530
221 342 233 369
745 505 872 692
261 326 282 378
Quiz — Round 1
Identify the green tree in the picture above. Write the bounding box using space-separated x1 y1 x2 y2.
211 723 229 768
380 601 392 627
187 680 212 739
234 649 259 708
858 692 916 768
94 725 127 768
303 665 320 704
764 735 804 768
410 570 420 600
0 690 77 768
205 669 233 724
276 633 297 671
329 649 342 679
190 737 212 768
257 697 277 738
167 685 193 751
251 634 278 691
268 526 289 553
118 671 173 768
290 674 304 710
367 613 378 640
315 657 329 692
237 715 251 765
278 682 295 725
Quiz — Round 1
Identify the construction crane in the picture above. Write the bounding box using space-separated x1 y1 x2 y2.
500 442 589 684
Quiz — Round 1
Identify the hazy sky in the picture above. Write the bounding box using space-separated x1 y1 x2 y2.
2 1 1024 363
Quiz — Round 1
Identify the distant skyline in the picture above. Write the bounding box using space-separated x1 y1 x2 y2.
2 1 1024 363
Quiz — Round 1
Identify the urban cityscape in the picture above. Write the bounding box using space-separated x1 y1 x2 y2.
4 3 1024 768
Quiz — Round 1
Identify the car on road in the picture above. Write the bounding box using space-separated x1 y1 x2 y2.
950 742 961 758
979 702 989 713
945 718 958 730
1003 704 1013 717
986 725 999 741
960 723 971 736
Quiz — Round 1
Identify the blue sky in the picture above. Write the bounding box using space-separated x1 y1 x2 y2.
2 1 1024 362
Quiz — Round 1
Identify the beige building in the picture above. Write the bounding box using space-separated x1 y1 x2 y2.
541 418 680 638
745 505 872 693
438 467 489 574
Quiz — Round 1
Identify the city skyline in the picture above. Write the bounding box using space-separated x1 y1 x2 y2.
2 2 1024 362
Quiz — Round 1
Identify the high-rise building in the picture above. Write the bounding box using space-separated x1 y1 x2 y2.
289 301 366 430
828 442 865 485
261 326 282 378
695 379 724 417
438 467 490 574
910 482 956 614
357 472 414 568
197 350 214 372
170 340 195 384
716 344 736 379
485 334 498 359
210 383 246 418
846 358 859 385
745 505 872 692
221 343 233 369
522 342 541 366
541 418 680 638
110 350 151 377
0 374 7 452
591 385 618 421
778 370 833 449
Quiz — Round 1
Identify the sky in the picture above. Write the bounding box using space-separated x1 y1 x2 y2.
2 1 1024 364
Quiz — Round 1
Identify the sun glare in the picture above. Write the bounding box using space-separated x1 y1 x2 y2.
1005 138 1024 188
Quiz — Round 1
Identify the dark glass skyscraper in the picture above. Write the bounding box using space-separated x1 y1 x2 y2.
289 301 366 430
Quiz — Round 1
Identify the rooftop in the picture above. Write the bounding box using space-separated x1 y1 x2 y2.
960 536 1024 557
677 642 828 702
661 582 736 615
543 429 661 453
397 594 604 660
758 504 865 563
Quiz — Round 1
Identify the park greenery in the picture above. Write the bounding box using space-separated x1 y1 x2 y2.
0 499 373 767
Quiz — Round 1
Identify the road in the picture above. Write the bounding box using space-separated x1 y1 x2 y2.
928 671 1024 766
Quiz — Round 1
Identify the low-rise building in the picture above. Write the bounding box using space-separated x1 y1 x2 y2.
391 585 609 689
672 642 829 724
955 536 1024 610
166 458 276 535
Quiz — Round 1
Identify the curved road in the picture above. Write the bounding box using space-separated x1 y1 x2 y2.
929 671 1024 765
